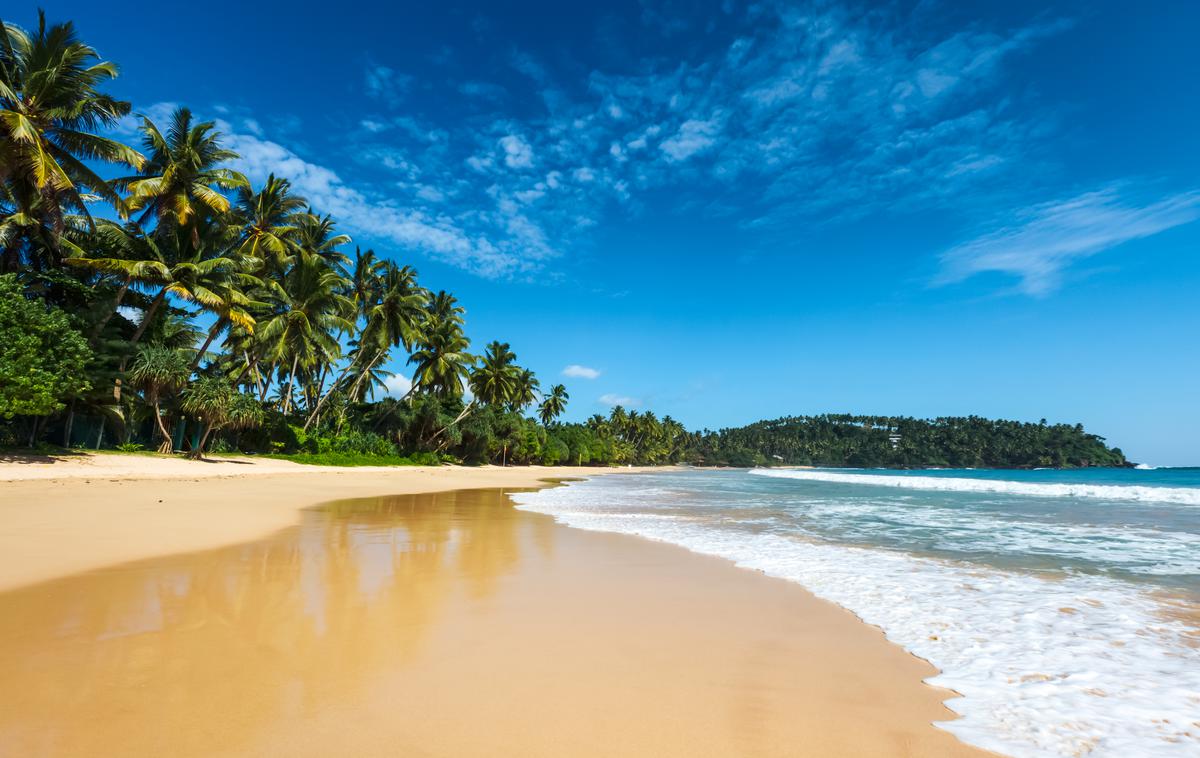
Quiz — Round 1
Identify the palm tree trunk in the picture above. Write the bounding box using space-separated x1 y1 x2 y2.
282 354 299 415
422 401 475 449
187 422 215 460
233 351 257 388
126 289 167 353
91 278 132 340
258 362 276 401
302 350 379 433
115 289 169 392
345 349 386 404
152 398 173 454
189 318 225 373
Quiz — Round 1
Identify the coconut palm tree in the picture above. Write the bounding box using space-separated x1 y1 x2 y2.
66 217 248 358
0 13 143 268
469 341 518 407
538 384 569 426
408 320 472 400
111 107 246 240
295 210 350 266
234 175 306 268
256 252 354 415
128 345 189 452
341 262 426 399
509 368 540 413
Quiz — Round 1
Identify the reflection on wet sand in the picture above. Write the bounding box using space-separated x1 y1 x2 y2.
0 486 989 758
0 489 546 757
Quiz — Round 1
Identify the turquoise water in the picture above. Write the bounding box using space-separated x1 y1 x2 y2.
753 467 1200 589
512 467 1200 757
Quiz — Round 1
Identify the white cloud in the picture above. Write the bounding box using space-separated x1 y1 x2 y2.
937 186 1200 295
599 393 640 407
659 118 721 162
383 373 413 399
223 129 531 278
499 134 534 168
562 364 601 379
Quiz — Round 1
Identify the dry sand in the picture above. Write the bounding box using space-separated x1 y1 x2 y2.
0 455 995 757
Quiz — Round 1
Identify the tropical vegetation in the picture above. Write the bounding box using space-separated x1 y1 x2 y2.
0 12 692 464
689 415 1129 468
0 13 1128 470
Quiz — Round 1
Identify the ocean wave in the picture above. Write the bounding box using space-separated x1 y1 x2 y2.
750 468 1200 505
512 478 1200 757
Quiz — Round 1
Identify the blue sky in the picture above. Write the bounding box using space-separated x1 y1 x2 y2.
43 0 1200 464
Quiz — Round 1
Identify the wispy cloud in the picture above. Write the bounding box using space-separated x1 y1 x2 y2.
222 127 536 278
562 364 601 379
364 64 412 106
599 393 640 407
936 186 1200 295
165 5 1077 280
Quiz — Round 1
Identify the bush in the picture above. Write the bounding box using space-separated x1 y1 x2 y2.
0 275 92 419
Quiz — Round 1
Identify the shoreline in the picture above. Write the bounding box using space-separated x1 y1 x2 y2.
0 452 661 592
0 454 994 756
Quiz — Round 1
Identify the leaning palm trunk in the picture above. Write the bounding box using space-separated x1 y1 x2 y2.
423 400 475 450
115 290 170 401
189 318 225 373
345 349 386 404
123 289 168 359
152 399 173 454
281 354 300 415
187 422 214 460
90 277 131 340
302 349 382 433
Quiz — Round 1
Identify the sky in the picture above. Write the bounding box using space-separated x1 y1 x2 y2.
37 0 1200 464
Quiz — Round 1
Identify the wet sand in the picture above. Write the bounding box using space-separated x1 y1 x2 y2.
0 485 993 757
0 456 648 592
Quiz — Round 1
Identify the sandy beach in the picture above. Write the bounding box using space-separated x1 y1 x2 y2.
0 455 992 757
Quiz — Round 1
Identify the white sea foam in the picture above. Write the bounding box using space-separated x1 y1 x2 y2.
799 498 1200 575
751 468 1200 505
512 477 1200 758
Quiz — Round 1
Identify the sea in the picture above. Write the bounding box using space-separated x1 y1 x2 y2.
511 466 1200 758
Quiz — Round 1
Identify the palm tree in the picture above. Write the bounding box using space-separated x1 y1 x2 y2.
0 13 143 269
257 252 353 415
128 345 189 452
67 218 248 358
408 321 473 399
538 384 569 426
509 368 540 413
111 107 246 240
295 210 350 266
425 290 465 328
469 341 518 407
234 175 306 268
408 292 472 400
349 247 383 317
341 262 426 401
180 377 262 459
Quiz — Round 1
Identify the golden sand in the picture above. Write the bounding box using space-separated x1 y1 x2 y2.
0 472 993 757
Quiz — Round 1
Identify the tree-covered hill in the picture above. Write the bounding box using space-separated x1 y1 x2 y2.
688 414 1130 469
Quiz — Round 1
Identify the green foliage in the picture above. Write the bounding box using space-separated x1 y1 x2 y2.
689 415 1128 469
115 442 144 452
0 275 92 418
261 451 442 467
